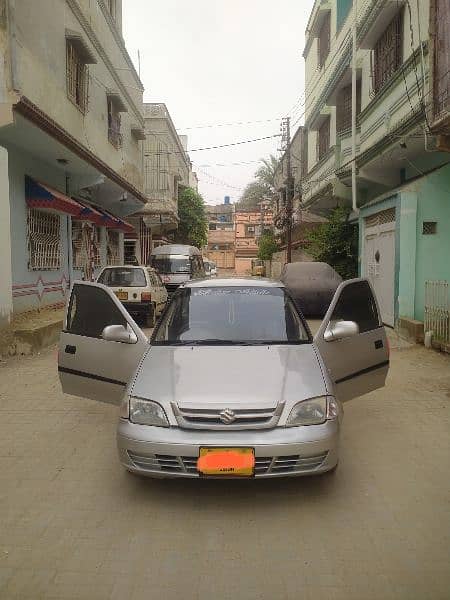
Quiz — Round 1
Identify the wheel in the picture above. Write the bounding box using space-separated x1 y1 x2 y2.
145 304 156 328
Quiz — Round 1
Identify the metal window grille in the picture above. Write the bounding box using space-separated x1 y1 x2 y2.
317 117 330 161
72 221 101 269
337 82 361 133
422 221 437 235
425 280 450 344
433 0 450 119
107 230 120 265
27 208 61 271
66 41 89 113
373 10 403 94
318 12 331 68
365 208 396 228
108 99 122 148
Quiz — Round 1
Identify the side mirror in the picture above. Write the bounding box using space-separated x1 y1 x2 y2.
324 320 359 342
102 324 138 344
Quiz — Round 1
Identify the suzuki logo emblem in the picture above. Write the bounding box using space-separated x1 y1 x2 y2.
219 408 236 424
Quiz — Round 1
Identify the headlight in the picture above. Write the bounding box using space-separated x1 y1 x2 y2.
286 396 337 426
129 397 169 427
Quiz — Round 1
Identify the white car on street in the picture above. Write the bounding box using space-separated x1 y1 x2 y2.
96 265 167 328
58 277 389 479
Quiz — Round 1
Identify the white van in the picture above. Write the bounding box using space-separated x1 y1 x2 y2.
150 244 205 295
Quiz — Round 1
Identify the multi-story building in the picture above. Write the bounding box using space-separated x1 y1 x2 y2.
301 0 450 332
0 0 146 339
124 103 192 261
205 200 235 270
234 207 273 275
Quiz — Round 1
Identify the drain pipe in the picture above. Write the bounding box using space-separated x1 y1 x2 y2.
351 0 358 214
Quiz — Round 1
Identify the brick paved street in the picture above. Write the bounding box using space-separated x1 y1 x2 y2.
0 334 449 600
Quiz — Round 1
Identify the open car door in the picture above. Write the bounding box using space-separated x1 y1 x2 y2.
58 282 148 405
314 279 389 402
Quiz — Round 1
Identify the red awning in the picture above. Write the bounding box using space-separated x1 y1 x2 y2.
25 176 84 217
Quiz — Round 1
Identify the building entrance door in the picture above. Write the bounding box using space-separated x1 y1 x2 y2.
364 209 396 327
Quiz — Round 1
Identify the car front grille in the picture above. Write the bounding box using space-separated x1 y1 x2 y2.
171 404 282 430
127 451 329 476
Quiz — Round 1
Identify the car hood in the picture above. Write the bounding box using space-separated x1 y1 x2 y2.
131 344 326 408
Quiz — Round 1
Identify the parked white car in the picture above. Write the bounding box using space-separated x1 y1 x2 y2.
96 265 168 327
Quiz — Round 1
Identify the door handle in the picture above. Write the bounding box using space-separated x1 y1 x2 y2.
65 345 76 355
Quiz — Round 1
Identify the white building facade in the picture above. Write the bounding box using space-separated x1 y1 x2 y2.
302 0 450 331
0 0 146 339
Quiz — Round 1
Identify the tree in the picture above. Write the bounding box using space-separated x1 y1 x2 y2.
303 207 358 279
238 154 279 209
257 231 278 261
174 187 208 249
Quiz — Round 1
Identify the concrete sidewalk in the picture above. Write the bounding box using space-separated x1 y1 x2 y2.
3 307 65 358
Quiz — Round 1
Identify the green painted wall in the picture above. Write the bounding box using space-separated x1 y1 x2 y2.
398 192 418 319
413 163 450 322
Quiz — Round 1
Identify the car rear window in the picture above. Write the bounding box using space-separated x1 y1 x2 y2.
98 268 146 287
153 286 310 345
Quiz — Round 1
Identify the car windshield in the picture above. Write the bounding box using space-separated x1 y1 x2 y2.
98 268 146 287
151 256 191 274
153 286 310 345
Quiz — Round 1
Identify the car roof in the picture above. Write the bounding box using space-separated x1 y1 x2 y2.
151 244 201 256
183 277 284 288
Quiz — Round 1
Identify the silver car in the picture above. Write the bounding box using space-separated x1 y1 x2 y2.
58 277 389 478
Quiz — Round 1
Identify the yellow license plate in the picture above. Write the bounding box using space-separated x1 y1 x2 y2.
197 447 255 477
115 291 128 301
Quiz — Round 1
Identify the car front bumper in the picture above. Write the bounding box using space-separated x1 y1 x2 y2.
117 419 340 478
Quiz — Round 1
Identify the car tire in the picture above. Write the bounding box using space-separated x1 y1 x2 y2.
145 304 156 328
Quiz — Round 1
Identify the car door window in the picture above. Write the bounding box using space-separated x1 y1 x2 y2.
67 284 127 339
329 280 380 333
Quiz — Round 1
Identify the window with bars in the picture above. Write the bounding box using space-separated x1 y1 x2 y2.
72 221 101 269
433 0 450 119
317 117 330 161
107 230 121 265
318 12 331 68
108 99 122 148
337 82 361 133
27 209 61 271
66 41 89 113
373 11 403 94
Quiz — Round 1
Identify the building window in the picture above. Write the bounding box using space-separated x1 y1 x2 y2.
108 99 122 148
422 222 437 235
318 12 331 68
433 0 450 119
337 82 361 133
246 225 256 237
27 209 61 271
105 0 116 19
107 230 120 265
72 221 101 269
337 0 353 31
373 11 403 94
66 41 89 113
317 117 330 160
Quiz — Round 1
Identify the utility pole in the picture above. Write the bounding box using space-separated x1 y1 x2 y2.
281 116 293 263
351 0 358 214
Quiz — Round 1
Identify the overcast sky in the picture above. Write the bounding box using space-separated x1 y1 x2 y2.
123 0 315 205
